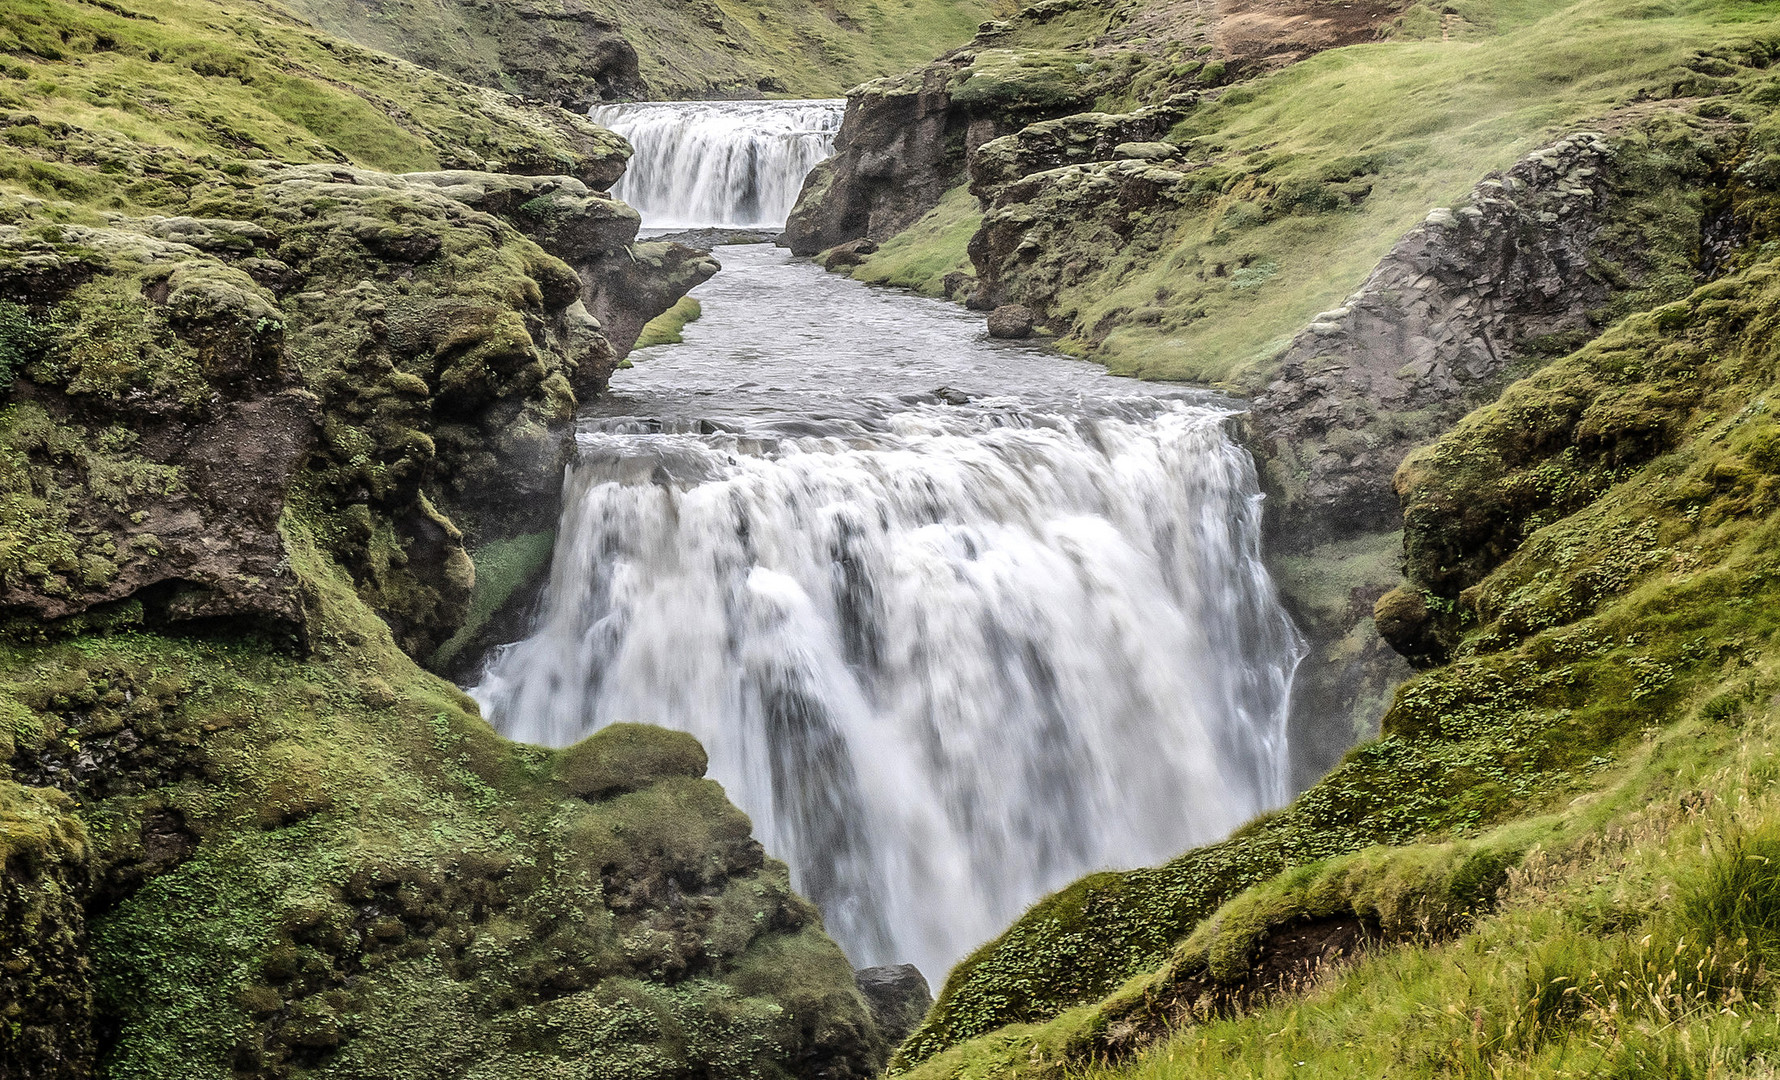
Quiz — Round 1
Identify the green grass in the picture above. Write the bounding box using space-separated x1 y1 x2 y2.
849 185 982 296
977 0 1780 390
633 295 703 349
1064 774 1780 1080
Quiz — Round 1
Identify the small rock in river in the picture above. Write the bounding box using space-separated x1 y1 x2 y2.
987 304 1037 339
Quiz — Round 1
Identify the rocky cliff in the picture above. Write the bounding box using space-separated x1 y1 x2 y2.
0 1 885 1076
785 0 1409 258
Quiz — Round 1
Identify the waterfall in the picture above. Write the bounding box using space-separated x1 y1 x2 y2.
591 100 845 229
472 399 1304 978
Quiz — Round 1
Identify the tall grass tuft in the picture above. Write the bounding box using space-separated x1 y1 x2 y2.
1681 828 1780 974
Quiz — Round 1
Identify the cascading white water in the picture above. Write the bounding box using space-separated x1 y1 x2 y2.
473 394 1304 978
590 100 845 229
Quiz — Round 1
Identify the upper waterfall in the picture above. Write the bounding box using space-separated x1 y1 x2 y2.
591 100 846 229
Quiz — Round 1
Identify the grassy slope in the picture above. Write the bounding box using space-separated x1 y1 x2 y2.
848 184 982 296
0 0 628 211
889 96 1780 1080
854 0 1779 391
282 0 1009 101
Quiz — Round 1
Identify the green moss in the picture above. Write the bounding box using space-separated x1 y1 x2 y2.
950 49 1093 113
553 723 709 802
633 296 703 349
428 531 556 673
0 520 880 1078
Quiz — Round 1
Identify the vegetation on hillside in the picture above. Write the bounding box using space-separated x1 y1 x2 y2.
282 0 1009 104
846 0 1780 389
884 125 1780 1080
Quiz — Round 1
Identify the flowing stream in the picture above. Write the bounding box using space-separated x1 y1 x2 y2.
590 100 845 229
472 240 1306 979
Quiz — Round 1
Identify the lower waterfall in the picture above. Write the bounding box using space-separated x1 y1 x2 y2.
472 246 1305 977
590 100 845 229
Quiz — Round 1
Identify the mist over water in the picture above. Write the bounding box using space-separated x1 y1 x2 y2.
472 246 1304 979
590 100 845 229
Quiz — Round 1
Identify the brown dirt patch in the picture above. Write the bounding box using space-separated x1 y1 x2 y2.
1094 914 1380 1062
1215 0 1413 66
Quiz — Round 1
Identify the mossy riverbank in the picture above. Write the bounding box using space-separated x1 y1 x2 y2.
0 0 889 1075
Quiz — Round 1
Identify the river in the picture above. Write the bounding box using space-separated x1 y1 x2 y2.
470 104 1304 981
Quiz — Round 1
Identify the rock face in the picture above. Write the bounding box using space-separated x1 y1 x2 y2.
855 964 935 1048
785 1 1140 258
0 163 713 661
785 64 987 256
1244 133 1619 551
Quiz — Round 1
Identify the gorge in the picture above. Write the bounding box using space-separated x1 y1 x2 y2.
10 1 1780 1079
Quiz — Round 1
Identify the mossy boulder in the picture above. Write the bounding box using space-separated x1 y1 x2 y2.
555 723 710 802
0 779 90 1080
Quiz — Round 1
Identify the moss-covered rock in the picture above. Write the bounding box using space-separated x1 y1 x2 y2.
0 525 889 1080
0 778 90 1079
555 723 710 802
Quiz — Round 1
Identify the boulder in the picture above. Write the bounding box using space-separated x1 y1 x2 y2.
986 304 1037 339
821 238 880 271
855 964 933 1048
940 270 975 300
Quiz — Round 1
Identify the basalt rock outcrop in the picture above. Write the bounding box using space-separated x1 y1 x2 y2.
855 963 934 1049
1244 133 1622 552
784 4 1118 257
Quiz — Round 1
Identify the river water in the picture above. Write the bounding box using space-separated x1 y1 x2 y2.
472 236 1305 978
